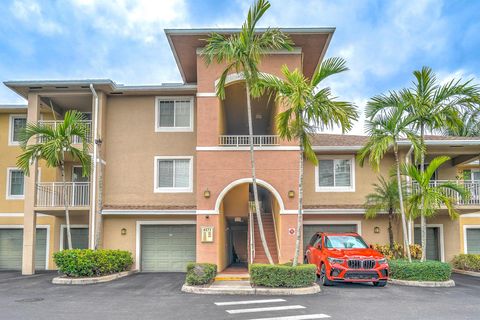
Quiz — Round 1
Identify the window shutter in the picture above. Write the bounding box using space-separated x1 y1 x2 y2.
158 160 174 188
318 160 334 186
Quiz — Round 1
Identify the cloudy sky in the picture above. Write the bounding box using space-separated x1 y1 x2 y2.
0 0 479 134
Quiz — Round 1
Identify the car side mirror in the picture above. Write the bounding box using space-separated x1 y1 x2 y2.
369 244 373 249
316 243 322 249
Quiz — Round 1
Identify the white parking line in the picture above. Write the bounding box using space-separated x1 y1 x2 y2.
215 299 286 306
248 314 331 320
226 305 306 314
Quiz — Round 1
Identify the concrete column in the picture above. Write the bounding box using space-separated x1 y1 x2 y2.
22 93 40 275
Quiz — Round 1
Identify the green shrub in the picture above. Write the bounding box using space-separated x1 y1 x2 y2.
373 242 422 260
185 263 217 285
451 254 480 272
388 259 451 281
249 264 316 288
53 249 133 277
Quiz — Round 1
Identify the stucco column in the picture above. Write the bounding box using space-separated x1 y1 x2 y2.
196 214 220 266
22 93 40 275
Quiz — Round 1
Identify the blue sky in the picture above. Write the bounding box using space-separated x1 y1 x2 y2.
0 0 479 134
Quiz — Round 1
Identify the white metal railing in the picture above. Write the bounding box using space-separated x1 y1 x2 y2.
412 180 480 205
36 182 90 207
38 120 92 144
219 135 279 147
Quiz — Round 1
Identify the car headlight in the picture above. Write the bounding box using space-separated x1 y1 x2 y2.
327 257 345 264
377 258 387 265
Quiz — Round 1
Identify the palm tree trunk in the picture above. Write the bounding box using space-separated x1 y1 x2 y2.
292 139 304 267
420 123 427 262
94 145 103 250
388 207 394 249
394 144 412 262
61 151 73 250
245 84 273 265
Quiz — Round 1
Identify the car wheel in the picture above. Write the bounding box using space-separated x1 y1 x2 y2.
320 264 334 286
373 280 387 287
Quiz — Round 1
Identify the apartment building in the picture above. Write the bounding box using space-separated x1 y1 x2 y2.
0 28 479 275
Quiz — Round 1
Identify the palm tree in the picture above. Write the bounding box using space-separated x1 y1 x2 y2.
359 93 423 262
403 156 470 251
202 0 293 264
443 109 480 136
17 110 91 250
364 176 401 249
260 59 357 266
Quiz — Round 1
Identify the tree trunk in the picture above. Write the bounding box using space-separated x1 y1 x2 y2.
94 143 104 250
388 207 394 249
394 144 412 262
245 84 273 265
292 139 304 267
420 123 427 262
61 151 73 250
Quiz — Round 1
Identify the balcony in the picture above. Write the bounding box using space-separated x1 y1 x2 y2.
38 120 92 144
36 182 90 207
412 180 480 206
219 135 279 147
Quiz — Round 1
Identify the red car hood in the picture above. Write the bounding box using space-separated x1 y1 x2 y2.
327 248 384 259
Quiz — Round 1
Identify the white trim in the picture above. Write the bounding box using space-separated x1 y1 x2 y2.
59 224 89 250
154 96 194 132
398 139 480 146
6 167 25 200
463 225 480 254
8 114 27 146
414 224 445 262
196 146 300 151
0 224 50 270
302 208 367 215
313 146 363 151
196 47 302 55
302 220 362 235
214 72 281 88
135 220 197 271
102 210 197 215
153 156 194 193
0 213 47 217
315 155 356 192
196 92 217 97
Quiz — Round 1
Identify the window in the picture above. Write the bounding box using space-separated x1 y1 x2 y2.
72 166 89 182
6 168 24 199
315 156 355 192
60 226 89 250
9 115 27 145
154 156 193 192
155 97 194 132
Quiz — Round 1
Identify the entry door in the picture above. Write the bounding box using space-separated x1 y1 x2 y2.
0 228 47 270
414 227 440 260
303 224 358 253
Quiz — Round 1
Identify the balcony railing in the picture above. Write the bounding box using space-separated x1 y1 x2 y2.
219 135 279 147
412 180 480 205
36 182 90 207
38 120 92 144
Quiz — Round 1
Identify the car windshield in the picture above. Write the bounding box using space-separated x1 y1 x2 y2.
324 235 368 249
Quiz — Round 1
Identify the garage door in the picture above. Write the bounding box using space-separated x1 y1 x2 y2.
140 225 196 272
414 227 440 260
466 228 480 254
303 224 358 252
0 228 47 270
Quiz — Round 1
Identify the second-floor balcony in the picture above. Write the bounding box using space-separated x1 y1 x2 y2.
36 182 90 208
38 120 92 144
219 135 279 147
412 180 480 206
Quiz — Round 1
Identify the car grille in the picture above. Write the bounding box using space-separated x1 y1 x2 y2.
347 259 376 269
344 271 379 280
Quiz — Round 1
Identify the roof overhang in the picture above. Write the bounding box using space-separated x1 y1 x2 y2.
165 27 335 83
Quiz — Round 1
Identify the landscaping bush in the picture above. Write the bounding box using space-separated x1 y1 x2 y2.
249 263 316 288
53 249 134 278
185 263 217 285
373 242 422 260
451 254 480 272
388 259 451 281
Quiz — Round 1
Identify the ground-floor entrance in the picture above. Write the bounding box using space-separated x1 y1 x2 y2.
0 227 48 270
414 226 442 261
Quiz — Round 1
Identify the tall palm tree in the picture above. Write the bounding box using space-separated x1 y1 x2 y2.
17 110 91 250
260 59 357 266
404 156 470 251
202 0 293 264
364 176 401 249
359 93 423 262
443 109 480 136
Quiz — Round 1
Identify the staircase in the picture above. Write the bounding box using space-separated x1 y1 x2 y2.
250 213 279 264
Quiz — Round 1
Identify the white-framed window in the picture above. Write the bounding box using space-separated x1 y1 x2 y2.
72 166 89 182
154 156 193 193
9 114 27 146
155 96 194 132
6 168 25 199
315 155 355 192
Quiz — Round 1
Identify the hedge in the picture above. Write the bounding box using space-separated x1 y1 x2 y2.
250 264 316 288
373 242 422 260
388 260 451 281
53 249 134 278
185 263 217 285
451 254 480 272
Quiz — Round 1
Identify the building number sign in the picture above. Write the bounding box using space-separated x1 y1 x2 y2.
201 226 214 243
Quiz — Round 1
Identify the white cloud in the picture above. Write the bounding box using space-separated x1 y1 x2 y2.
10 0 63 35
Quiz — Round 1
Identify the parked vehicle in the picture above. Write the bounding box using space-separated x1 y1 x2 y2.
305 232 389 287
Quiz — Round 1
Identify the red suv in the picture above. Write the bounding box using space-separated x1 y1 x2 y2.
305 232 389 287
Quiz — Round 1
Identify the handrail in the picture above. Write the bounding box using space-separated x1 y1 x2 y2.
38 120 92 144
36 182 90 207
219 135 279 147
270 198 281 259
411 180 480 205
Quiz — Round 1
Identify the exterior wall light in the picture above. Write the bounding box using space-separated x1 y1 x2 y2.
374 226 380 234
121 228 127 236
288 190 295 198
204 189 211 198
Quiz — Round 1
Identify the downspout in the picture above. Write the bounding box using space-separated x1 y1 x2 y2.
405 145 414 245
89 84 99 250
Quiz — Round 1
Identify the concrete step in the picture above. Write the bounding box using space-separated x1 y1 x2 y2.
215 273 250 281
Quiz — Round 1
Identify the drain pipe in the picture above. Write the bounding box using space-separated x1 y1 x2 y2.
89 84 99 250
405 145 414 245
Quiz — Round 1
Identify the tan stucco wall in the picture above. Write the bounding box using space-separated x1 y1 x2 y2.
223 184 249 218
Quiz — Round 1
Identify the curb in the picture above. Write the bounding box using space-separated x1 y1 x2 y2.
181 283 321 295
388 278 455 287
452 269 480 278
52 270 138 285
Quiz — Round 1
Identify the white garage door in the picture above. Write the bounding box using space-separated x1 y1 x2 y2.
0 228 47 270
466 228 480 254
140 225 196 272
303 224 358 251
